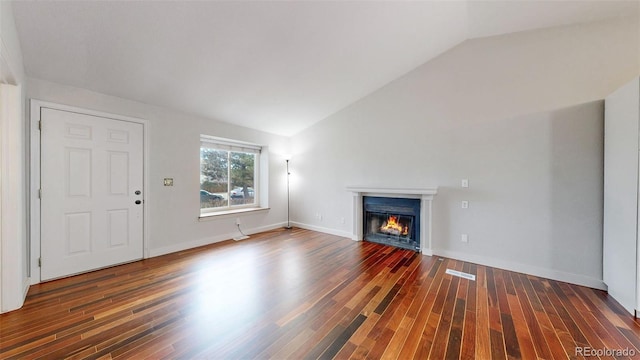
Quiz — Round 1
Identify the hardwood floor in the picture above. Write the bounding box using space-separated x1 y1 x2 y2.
1 228 639 359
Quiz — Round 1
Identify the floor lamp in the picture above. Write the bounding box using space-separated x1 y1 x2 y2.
285 159 292 229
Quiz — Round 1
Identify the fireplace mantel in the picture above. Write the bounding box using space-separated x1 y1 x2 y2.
347 186 438 255
346 187 437 198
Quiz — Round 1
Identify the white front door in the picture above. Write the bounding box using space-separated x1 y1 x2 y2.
40 107 144 281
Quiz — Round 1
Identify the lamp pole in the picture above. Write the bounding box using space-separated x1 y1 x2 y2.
285 159 292 229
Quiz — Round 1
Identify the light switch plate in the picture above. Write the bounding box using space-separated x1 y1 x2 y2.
164 178 174 186
462 200 469 209
462 179 469 188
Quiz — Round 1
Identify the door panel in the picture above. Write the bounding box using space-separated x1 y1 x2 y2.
67 148 92 197
41 108 143 281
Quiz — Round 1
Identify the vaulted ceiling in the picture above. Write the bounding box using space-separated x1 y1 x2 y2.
12 1 639 136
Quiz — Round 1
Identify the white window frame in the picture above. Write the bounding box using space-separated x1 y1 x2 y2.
199 135 263 216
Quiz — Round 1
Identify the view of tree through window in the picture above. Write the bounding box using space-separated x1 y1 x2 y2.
200 140 258 212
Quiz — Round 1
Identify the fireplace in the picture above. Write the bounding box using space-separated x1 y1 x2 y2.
363 196 420 251
347 187 437 255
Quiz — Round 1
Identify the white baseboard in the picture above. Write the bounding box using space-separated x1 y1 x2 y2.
606 288 634 315
21 277 31 309
1 277 31 314
432 249 606 290
23 277 30 298
151 222 606 290
149 222 287 258
290 221 353 239
289 223 605 289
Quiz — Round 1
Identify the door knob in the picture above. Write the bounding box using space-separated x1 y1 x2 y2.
135 200 142 205
135 190 141 195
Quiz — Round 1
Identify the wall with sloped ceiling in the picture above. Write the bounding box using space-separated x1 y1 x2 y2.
26 77 292 278
290 17 640 288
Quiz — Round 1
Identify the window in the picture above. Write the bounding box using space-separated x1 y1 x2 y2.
200 136 261 214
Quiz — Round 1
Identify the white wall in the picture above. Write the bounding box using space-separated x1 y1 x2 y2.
603 77 640 314
290 17 640 289
0 0 28 313
27 78 290 268
0 1 24 84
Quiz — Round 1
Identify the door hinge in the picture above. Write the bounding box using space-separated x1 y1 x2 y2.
38 120 41 131
38 258 41 267
38 188 42 199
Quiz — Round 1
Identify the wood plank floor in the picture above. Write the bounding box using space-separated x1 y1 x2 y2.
1 228 639 359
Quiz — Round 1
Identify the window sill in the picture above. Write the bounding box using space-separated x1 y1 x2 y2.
198 207 270 221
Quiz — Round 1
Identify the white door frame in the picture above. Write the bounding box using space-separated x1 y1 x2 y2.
30 100 151 284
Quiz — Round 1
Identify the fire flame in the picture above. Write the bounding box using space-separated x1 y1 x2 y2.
380 216 409 236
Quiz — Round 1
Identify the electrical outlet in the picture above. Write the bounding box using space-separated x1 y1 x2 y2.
461 201 469 209
461 234 468 243
235 218 241 225
340 217 345 224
